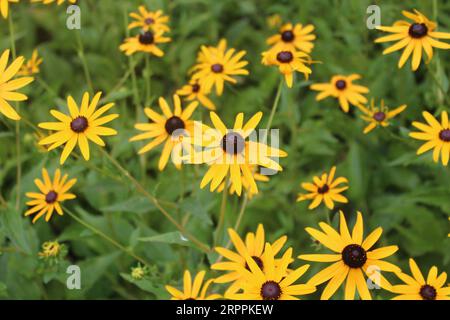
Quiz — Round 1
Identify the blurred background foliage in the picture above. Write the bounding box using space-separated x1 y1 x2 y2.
0 0 449 299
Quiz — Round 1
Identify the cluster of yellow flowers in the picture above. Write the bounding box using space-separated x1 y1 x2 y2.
0 2 449 300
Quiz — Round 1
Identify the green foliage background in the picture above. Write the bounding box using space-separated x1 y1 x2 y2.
0 0 449 299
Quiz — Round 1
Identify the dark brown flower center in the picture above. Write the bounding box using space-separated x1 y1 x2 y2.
335 80 347 90
191 83 200 93
260 281 282 300
211 63 224 73
139 31 154 45
342 244 367 268
373 111 386 122
281 30 295 42
245 256 264 271
276 51 293 63
165 116 185 135
221 132 245 154
317 184 329 194
45 191 58 204
70 116 88 133
144 18 155 25
409 23 428 38
439 129 450 142
419 285 437 300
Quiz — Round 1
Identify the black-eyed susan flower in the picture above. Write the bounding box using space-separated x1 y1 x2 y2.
176 79 216 110
227 243 316 300
299 211 400 300
191 40 249 96
31 0 77 5
409 111 450 166
25 168 76 223
119 29 171 56
297 166 348 210
194 112 287 196
18 49 43 76
0 0 18 18
128 6 169 33
38 240 63 259
267 23 316 53
130 94 198 171
390 259 449 300
165 270 221 300
0 49 34 120
358 99 407 134
212 224 288 295
310 74 369 113
38 92 119 164
262 48 312 88
376 9 450 71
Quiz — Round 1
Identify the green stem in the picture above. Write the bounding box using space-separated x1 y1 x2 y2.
100 149 211 254
75 31 94 94
37 77 58 99
215 176 229 245
265 79 283 132
144 54 152 106
64 206 150 266
9 13 21 210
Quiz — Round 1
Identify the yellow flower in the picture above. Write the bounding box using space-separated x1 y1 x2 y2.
299 211 400 300
38 240 62 258
357 99 407 134
194 112 287 196
176 79 216 110
0 0 19 19
18 49 43 76
217 165 270 198
25 168 76 223
38 92 119 164
119 30 171 56
227 243 316 300
267 23 316 53
297 166 348 210
165 270 221 300
128 6 170 33
376 9 450 71
130 94 198 171
266 14 282 29
262 48 312 88
409 111 450 166
130 264 149 280
390 259 449 300
0 49 34 120
212 224 288 295
310 74 369 113
191 40 249 96
31 0 77 5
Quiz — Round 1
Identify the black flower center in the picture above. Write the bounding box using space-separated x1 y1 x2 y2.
45 191 58 204
165 116 185 135
191 83 200 93
139 31 154 45
439 129 450 142
144 18 155 25
409 23 428 38
245 256 264 271
70 116 88 133
276 51 293 63
221 132 245 154
335 80 347 90
419 285 437 300
317 184 329 194
260 281 282 300
373 111 386 122
342 244 367 268
281 30 295 42
211 63 224 73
